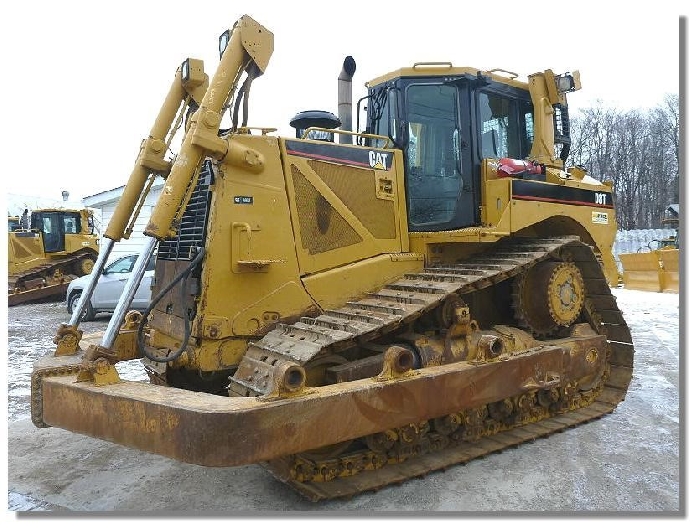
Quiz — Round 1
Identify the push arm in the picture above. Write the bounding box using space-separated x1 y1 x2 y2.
145 15 273 239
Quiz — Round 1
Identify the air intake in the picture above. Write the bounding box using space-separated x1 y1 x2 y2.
157 160 214 261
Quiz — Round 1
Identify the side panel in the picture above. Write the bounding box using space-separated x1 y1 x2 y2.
508 180 618 283
479 163 619 284
7 232 47 274
204 137 318 338
64 235 99 255
302 253 424 310
149 136 319 371
282 140 407 275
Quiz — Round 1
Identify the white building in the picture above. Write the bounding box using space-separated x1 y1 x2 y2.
82 178 164 258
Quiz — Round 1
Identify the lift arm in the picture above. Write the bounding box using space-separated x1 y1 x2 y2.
53 60 210 356
57 19 279 355
105 59 209 243
527 69 580 168
56 15 274 358
146 15 273 239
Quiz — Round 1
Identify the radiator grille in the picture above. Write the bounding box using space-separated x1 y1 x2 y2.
157 160 213 261
308 160 396 240
291 164 361 255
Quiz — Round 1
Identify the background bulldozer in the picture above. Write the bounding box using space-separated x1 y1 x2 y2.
8 208 99 305
618 204 679 293
31 14 633 501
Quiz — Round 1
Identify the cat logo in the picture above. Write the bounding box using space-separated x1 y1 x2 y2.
368 150 388 170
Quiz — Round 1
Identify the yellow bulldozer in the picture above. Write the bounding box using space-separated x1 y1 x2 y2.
8 208 100 305
618 205 679 293
30 15 633 501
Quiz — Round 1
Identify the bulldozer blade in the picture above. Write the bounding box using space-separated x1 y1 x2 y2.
8 281 71 306
619 252 663 292
35 340 607 468
659 249 679 293
619 249 680 293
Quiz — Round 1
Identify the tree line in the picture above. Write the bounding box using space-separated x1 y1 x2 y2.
567 94 679 230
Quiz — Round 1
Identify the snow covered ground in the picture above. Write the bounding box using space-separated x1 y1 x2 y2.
6 301 148 425
5 287 681 514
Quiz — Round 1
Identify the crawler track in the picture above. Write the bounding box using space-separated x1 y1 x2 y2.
230 236 634 500
8 251 96 306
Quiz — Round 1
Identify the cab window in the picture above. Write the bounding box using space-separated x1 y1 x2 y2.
478 92 533 159
367 86 399 147
63 214 80 234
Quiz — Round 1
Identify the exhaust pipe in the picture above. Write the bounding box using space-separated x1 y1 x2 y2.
338 56 356 144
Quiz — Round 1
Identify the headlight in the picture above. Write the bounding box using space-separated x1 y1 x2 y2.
555 74 574 92
219 30 231 59
181 59 190 82
307 129 334 142
555 71 580 93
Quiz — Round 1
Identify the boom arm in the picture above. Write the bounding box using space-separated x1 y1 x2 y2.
100 16 272 355
105 59 208 242
56 62 209 348
146 15 273 239
56 15 272 356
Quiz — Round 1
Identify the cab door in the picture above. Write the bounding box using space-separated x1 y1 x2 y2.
403 82 476 231
35 211 66 253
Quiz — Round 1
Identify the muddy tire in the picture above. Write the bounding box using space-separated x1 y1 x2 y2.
76 256 96 276
68 291 96 321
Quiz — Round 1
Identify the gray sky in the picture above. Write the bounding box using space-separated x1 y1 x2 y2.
1 0 687 208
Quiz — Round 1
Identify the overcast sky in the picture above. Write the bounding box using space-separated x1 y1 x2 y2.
0 0 689 208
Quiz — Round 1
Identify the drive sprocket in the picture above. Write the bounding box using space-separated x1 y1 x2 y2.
513 260 585 337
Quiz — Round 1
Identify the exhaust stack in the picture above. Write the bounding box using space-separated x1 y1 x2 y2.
338 56 356 144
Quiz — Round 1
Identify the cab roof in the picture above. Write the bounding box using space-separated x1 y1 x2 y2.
366 64 532 91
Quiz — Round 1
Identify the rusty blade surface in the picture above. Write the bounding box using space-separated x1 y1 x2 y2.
39 343 598 467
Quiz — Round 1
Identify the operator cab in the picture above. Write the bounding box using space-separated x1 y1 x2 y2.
362 66 570 232
30 210 82 253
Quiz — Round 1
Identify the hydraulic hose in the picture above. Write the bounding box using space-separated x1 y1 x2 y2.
138 248 205 363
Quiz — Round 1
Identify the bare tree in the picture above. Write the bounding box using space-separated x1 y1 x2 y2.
568 95 679 230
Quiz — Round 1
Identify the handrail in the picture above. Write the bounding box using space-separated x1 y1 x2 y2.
412 61 453 69
301 127 392 149
487 68 519 79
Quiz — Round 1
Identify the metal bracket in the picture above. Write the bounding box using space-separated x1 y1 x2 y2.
76 345 122 385
53 324 83 356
